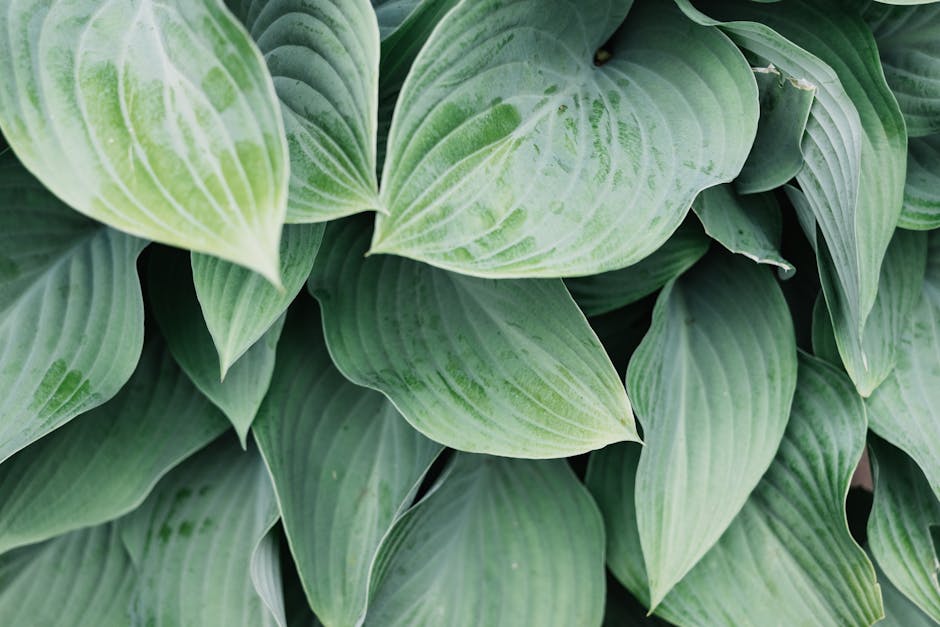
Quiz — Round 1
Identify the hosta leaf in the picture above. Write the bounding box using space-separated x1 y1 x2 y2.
366 454 606 627
565 219 711 317
372 0 421 38
865 3 940 137
626 250 797 606
812 293 843 366
253 299 442 627
0 341 227 555
151 248 282 445
192 223 324 376
309 217 636 458
372 0 758 277
877 556 938 627
866 231 940 499
735 65 815 194
252 529 288 627
120 438 281 627
228 0 380 222
900 135 940 230
592 354 881 625
0 153 145 463
0 0 288 282
692 184 793 275
0 524 133 626
869 438 940 622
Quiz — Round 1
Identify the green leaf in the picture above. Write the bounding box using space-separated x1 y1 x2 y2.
372 0 758 277
812 292 843 366
876 554 939 627
626 250 797 606
0 524 134 626
309 217 636 458
592 354 883 625
192 223 324 376
252 528 288 627
692 184 794 276
866 231 940 499
899 135 940 230
865 2 940 137
227 0 380 222
372 0 421 39
150 248 282 445
0 0 288 282
735 65 815 194
565 220 711 317
366 454 606 627
0 152 146 463
253 299 442 627
119 438 281 627
869 438 940 622
0 340 227 555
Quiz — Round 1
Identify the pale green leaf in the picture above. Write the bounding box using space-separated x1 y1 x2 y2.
151 248 283 445
0 152 146 463
869 438 940 622
626 250 797 606
119 438 281 627
899 135 940 230
309 217 636 458
0 524 134 626
735 65 815 194
0 340 227 555
252 529 288 627
876 555 939 627
866 3 940 137
866 231 940 500
193 223 324 376
372 0 758 277
565 219 711 317
692 184 794 275
228 0 380 222
365 454 606 627
253 299 442 627
372 0 421 38
0 0 288 282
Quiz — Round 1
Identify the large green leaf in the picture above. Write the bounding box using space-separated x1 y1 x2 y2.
120 438 281 627
0 153 146 463
366 454 606 627
309 217 636 458
869 438 940 622
0 341 227 555
371 0 758 277
0 0 288 282
865 2 940 137
254 299 442 627
877 555 939 627
0 524 134 626
866 231 940 499
151 248 282 445
900 135 940 230
565 220 711 317
691 184 794 275
192 223 323 376
228 0 380 222
626 250 797 606
591 354 883 625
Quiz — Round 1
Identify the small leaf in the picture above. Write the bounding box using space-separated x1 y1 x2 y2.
0 0 288 281
253 299 442 627
373 0 758 277
372 0 422 39
0 153 146 463
227 0 381 222
366 454 606 627
0 340 227 555
899 135 940 230
626 250 797 606
309 217 636 458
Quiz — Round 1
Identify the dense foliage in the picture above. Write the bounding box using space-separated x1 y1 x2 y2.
0 0 939 625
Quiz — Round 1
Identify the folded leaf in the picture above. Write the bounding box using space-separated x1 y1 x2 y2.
0 153 146 463
228 0 381 222
0 340 227 555
876 555 938 627
373 0 757 277
626 250 797 606
869 438 940 622
366 454 606 627
0 0 288 282
310 217 637 458
372 0 422 38
253 299 442 627
900 135 940 230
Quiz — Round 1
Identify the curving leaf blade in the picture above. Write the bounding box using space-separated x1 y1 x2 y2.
899 134 940 230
